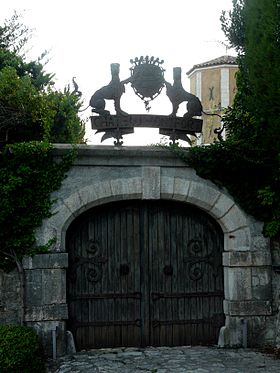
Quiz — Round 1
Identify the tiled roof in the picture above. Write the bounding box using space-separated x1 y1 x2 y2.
187 55 238 75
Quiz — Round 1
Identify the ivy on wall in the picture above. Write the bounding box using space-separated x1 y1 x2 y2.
167 141 280 238
0 142 75 271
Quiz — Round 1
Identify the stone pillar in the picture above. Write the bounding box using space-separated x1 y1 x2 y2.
22 253 68 356
221 251 272 347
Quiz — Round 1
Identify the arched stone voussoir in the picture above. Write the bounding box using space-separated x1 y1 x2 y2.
218 204 249 233
110 177 142 199
36 202 74 250
172 177 192 201
186 181 222 214
78 180 113 207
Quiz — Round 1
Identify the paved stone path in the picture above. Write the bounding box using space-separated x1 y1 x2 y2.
48 346 280 373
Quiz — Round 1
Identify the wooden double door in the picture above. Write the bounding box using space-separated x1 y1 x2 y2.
67 200 224 350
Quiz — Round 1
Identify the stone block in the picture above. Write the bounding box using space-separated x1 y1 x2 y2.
173 177 191 201
63 193 85 217
219 204 248 233
142 167 160 199
247 316 276 347
110 177 142 199
210 193 235 219
23 253 68 269
223 251 271 267
92 180 113 201
42 269 66 304
186 182 221 212
161 166 198 180
66 330 76 355
223 315 243 347
36 205 71 248
35 224 58 249
110 178 128 196
25 303 68 321
160 176 174 199
224 267 252 300
0 269 21 324
78 185 99 207
25 269 66 306
251 232 270 252
252 267 272 300
126 177 142 197
218 325 230 347
224 228 251 251
25 269 43 306
224 300 272 316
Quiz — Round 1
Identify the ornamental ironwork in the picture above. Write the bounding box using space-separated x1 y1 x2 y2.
89 56 203 145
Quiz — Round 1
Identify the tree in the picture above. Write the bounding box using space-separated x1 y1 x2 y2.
221 0 280 150
179 0 280 238
220 0 245 53
0 12 85 146
0 12 31 54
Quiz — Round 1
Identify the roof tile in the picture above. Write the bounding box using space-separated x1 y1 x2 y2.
187 55 238 75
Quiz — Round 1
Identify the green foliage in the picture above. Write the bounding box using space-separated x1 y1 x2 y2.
193 142 278 227
0 142 76 271
220 0 245 52
0 67 47 142
0 13 85 146
0 64 84 145
0 13 82 270
243 0 280 151
0 324 45 373
0 12 31 54
174 0 280 237
47 88 85 144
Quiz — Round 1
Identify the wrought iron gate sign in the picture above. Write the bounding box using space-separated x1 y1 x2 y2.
89 56 203 145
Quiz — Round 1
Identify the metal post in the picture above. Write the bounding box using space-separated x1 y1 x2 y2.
52 326 58 360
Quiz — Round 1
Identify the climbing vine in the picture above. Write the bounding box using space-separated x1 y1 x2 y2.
165 140 280 238
0 141 76 271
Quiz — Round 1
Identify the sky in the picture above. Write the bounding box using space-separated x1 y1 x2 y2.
1 0 235 145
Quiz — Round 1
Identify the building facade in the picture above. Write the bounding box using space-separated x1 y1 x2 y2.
187 55 238 144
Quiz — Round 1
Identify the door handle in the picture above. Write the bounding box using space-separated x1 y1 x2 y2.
120 263 130 276
163 265 173 276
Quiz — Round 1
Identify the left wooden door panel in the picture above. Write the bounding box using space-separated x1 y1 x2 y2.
67 203 142 350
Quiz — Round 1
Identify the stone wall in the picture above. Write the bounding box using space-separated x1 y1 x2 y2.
23 253 68 356
271 238 280 347
0 269 21 324
0 145 278 355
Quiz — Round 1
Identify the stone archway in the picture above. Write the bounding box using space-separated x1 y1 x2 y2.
37 174 252 253
31 146 271 352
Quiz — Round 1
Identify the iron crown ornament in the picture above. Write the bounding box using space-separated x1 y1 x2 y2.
129 56 165 112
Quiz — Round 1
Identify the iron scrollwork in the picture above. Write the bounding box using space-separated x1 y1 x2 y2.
184 239 221 281
70 239 107 284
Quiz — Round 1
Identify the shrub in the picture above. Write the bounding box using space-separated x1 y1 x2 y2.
0 325 46 373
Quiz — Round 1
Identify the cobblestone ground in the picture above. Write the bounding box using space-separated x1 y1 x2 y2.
47 346 280 373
